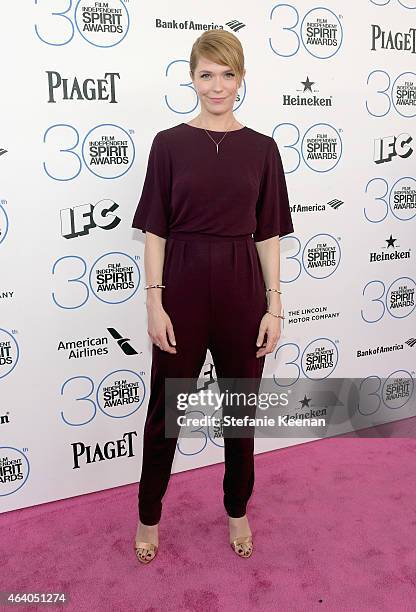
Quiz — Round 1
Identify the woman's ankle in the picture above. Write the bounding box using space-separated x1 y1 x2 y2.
139 519 159 528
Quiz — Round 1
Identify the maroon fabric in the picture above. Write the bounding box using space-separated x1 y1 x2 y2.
132 123 294 242
138 232 267 524
132 123 294 524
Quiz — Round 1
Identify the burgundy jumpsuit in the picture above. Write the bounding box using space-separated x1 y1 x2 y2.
132 122 294 525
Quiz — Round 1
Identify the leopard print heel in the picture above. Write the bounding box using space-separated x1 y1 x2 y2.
230 535 253 558
134 540 158 564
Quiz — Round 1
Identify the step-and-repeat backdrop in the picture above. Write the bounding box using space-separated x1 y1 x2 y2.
1 1 415 512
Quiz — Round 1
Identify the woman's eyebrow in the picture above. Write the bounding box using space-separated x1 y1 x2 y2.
198 69 232 74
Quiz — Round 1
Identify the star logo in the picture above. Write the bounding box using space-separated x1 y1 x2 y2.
301 76 315 92
299 395 311 408
386 235 397 248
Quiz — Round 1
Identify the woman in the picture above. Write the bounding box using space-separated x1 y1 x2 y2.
132 29 294 563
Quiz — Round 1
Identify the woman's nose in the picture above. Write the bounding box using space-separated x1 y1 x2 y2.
212 78 223 91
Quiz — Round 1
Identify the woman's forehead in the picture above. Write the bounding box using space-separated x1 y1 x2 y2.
195 57 232 72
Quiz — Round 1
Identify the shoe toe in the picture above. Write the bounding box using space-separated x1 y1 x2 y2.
231 536 253 558
134 541 158 564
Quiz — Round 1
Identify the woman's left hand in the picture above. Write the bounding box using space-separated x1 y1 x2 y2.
255 312 281 358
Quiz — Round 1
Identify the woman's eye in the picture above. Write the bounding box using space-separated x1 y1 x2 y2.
200 73 235 79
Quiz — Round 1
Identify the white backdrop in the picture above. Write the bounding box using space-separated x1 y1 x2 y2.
1 1 415 512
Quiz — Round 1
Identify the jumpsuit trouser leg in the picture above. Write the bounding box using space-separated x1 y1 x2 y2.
138 232 267 525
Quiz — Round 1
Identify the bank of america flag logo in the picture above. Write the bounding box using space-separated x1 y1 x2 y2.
225 19 246 32
327 198 344 209
405 338 416 348
0 148 7 156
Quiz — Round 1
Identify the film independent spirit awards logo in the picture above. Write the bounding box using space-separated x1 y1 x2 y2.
0 448 30 497
269 6 343 59
0 329 19 380
75 0 129 47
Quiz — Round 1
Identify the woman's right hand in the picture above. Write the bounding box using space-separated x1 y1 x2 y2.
146 302 177 353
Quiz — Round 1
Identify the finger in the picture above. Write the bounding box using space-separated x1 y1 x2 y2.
166 321 177 348
256 334 268 357
160 329 177 354
256 340 269 355
265 335 278 354
256 326 266 348
153 335 166 351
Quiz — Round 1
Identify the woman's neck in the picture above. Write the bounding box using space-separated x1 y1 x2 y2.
189 113 243 131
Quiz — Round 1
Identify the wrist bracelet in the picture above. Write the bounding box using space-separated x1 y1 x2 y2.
266 288 282 294
266 309 285 320
144 284 165 290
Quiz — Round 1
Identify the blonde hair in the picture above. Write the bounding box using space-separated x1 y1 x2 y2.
190 30 245 87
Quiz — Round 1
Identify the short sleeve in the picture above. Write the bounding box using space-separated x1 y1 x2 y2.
131 131 171 239
253 138 294 242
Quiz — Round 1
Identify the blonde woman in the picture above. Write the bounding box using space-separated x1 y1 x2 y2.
132 29 294 563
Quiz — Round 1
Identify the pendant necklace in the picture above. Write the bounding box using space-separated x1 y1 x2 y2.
198 120 245 155
204 128 229 155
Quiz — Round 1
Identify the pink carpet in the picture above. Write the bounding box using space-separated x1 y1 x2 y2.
2 423 416 611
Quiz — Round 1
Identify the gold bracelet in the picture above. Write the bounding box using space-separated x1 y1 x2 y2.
266 288 282 294
266 309 285 320
144 284 165 290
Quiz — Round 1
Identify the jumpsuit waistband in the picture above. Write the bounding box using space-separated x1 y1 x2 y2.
167 231 253 243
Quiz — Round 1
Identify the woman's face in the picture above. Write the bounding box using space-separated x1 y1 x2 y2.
191 56 244 116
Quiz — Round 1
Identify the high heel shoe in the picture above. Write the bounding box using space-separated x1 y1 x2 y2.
230 535 253 558
134 540 158 564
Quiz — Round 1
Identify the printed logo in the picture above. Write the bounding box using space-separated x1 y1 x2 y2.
89 252 140 303
392 73 416 117
327 198 344 209
374 133 413 163
0 448 30 496
74 0 130 47
287 305 341 326
0 329 19 379
301 339 338 379
357 342 405 357
371 24 416 53
303 234 341 279
289 197 343 214
58 335 108 360
390 179 416 219
283 77 333 107
96 371 146 417
369 235 411 263
82 124 135 179
387 279 415 317
71 431 137 468
225 19 246 32
301 8 343 59
383 375 413 408
60 199 121 238
107 328 138 355
46 71 120 103
301 124 342 172
155 18 224 30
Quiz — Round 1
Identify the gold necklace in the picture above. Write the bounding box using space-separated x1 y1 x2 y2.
197 119 244 155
